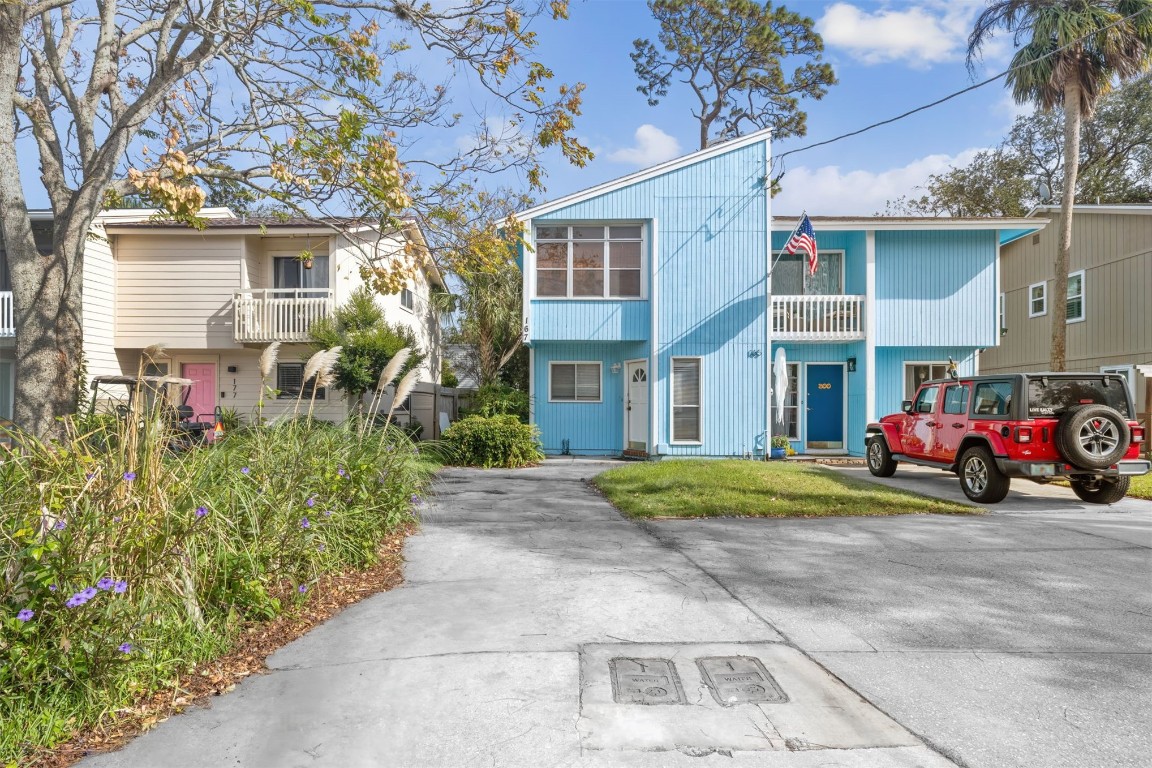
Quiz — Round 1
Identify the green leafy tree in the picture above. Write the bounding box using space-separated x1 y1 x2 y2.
632 0 836 150
886 74 1152 216
310 288 425 409
967 0 1152 370
0 0 591 438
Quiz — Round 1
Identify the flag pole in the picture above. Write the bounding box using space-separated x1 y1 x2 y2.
766 211 806 458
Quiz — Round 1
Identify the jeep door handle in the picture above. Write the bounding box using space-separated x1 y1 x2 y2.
925 421 936 427
952 422 964 429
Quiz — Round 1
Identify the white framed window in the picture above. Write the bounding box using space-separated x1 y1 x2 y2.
671 357 702 443
400 286 415 311
1028 281 1047 317
534 224 643 299
1066 269 1085 323
904 362 949 400
774 250 845 295
999 292 1006 333
549 362 601 402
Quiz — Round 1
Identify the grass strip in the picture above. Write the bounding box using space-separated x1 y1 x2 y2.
1127 473 1152 500
593 460 976 519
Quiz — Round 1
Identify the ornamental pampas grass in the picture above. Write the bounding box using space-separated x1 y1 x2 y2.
386 369 420 425
257 342 281 420
363 348 412 432
307 347 342 419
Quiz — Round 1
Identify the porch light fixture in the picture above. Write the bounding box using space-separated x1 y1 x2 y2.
610 363 622 374
847 357 857 373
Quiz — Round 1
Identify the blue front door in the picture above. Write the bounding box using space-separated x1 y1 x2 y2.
806 364 844 449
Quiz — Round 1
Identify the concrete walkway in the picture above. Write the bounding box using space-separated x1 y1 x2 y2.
83 460 957 768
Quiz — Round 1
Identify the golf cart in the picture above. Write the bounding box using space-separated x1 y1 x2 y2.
87 374 219 450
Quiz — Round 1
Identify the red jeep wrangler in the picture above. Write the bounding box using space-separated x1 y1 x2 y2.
865 372 1149 504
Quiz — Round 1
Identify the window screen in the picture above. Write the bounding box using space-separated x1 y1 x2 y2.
277 363 325 400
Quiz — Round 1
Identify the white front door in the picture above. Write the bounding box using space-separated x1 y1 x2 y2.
626 361 649 452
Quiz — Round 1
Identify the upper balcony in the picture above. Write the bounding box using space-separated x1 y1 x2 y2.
233 289 335 343
772 295 864 341
0 291 13 338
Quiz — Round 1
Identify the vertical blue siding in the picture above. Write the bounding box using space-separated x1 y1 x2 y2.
771 342 867 456
536 141 772 457
875 231 998 347
531 300 648 341
875 346 979 429
533 341 647 454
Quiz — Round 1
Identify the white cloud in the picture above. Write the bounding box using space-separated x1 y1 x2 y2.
773 149 988 216
817 2 979 67
607 124 682 167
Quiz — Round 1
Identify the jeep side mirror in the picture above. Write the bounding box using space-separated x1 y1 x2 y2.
901 400 913 413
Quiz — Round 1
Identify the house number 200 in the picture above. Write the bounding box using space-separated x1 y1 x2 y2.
817 382 832 390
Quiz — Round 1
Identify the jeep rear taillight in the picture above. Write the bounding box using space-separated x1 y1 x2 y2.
1015 426 1033 443
1134 426 1145 444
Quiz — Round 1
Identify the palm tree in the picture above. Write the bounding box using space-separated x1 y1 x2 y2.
967 0 1152 370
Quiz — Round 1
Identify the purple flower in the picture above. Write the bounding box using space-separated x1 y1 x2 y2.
324 510 333 517
298 584 308 593
66 592 89 608
85 472 95 480
123 472 136 482
338 468 347 477
113 580 128 593
48 584 58 592
410 495 420 505
306 497 315 508
97 577 114 591
17 609 35 622
81 587 98 600
113 516 122 523
55 520 67 530
240 466 250 475
195 506 208 518
118 643 132 654
317 543 326 552
300 517 311 529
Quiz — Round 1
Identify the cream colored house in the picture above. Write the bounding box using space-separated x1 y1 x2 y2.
0 208 444 424
982 204 1151 416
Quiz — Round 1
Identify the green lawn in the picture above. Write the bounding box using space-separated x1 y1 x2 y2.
1129 472 1152 500
592 460 976 519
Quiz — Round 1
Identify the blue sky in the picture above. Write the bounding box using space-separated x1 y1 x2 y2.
528 0 1029 215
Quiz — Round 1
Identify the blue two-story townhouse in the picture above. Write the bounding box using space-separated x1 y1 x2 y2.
518 129 1045 457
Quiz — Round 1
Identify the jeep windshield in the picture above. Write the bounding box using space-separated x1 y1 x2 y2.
1026 377 1131 418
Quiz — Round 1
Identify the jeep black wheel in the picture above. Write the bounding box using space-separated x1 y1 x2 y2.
1055 405 1130 470
1069 476 1130 504
958 446 1010 504
866 437 897 477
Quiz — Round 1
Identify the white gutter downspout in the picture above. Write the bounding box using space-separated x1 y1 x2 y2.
865 230 877 424
764 138 773 456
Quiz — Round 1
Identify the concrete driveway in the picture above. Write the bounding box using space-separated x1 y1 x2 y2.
77 459 1150 768
649 463 1152 768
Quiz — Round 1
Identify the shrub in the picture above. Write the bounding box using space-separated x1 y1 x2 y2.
442 415 543 468
460 384 529 422
0 409 431 763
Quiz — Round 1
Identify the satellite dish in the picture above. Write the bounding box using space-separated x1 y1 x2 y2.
1036 181 1052 203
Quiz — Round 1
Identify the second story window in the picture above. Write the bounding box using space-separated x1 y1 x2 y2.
1066 270 1085 322
274 254 330 298
400 286 415 311
534 225 643 299
1028 281 1047 317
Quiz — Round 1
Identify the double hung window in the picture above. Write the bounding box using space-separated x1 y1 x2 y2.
534 225 643 298
549 362 601 402
277 362 325 400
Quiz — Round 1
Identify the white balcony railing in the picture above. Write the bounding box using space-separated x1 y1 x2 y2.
233 289 335 343
0 291 13 338
772 294 865 341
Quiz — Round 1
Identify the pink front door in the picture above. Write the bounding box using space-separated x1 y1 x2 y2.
182 363 217 422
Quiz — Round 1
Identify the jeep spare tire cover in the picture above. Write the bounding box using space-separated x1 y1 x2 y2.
1054 404 1130 470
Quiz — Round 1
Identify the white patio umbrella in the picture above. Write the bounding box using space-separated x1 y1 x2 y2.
773 347 788 425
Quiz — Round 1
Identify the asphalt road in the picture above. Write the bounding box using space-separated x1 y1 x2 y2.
648 464 1152 768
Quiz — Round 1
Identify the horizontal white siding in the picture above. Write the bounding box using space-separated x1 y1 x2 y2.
83 224 120 378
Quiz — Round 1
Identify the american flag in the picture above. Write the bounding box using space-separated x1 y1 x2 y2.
784 214 818 276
